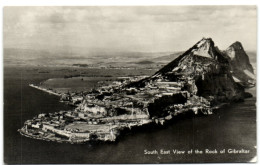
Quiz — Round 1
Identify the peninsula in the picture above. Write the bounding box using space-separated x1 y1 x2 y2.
19 38 255 143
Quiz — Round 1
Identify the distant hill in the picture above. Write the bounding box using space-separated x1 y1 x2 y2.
151 51 183 62
4 47 255 71
4 48 173 68
136 61 154 64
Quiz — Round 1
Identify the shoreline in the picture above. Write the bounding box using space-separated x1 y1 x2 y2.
18 117 153 144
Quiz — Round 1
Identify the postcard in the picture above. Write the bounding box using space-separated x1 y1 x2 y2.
3 6 257 163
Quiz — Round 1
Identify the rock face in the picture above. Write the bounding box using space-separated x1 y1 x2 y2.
136 38 249 104
127 38 255 118
224 41 255 87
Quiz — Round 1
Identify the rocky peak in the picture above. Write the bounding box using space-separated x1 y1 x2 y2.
225 41 254 74
191 38 215 57
186 38 216 59
224 41 255 86
225 41 245 60
230 41 244 50
194 37 213 47
153 38 225 76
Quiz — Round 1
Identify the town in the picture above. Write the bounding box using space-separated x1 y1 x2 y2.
19 65 212 143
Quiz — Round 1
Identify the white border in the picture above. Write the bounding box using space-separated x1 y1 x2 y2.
0 0 259 6
0 0 259 165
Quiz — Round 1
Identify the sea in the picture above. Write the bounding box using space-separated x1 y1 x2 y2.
4 66 257 164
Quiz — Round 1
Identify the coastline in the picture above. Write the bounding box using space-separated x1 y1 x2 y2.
22 82 231 144
24 62 256 144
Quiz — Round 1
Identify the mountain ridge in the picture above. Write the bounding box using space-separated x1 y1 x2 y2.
128 38 255 104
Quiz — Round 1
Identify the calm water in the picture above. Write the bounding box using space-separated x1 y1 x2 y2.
4 66 256 164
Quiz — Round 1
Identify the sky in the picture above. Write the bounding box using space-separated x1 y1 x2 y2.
3 6 257 54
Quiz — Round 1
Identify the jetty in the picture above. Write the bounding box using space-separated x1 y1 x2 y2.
29 84 61 96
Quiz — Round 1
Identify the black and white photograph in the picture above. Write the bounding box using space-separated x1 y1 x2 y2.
3 6 257 163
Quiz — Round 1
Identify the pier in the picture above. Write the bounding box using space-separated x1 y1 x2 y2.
29 84 61 96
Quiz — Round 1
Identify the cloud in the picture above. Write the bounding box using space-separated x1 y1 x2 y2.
4 6 257 53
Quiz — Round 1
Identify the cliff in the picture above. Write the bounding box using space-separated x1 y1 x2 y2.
123 37 256 119
132 38 251 105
